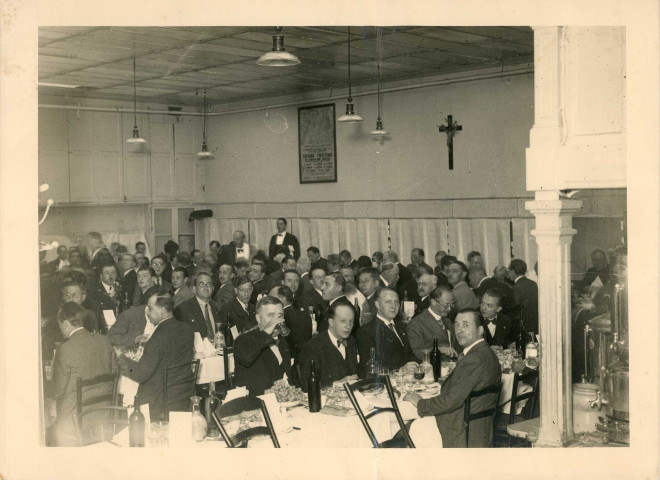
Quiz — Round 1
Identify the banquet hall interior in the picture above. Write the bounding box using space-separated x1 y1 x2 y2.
36 25 630 449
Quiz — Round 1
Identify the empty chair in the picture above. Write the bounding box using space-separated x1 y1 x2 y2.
72 372 123 446
494 370 540 447
162 359 200 421
343 375 415 448
211 395 280 448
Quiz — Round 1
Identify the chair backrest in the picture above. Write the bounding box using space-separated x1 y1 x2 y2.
464 382 502 447
211 395 280 448
343 375 415 448
508 370 540 424
162 359 200 421
73 405 128 446
75 372 119 419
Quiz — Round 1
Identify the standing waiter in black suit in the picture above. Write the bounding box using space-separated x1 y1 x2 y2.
174 271 222 340
268 218 301 261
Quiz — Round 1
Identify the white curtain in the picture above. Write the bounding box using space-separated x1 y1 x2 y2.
248 218 279 255
447 219 511 274
389 219 450 265
40 233 151 262
199 218 249 252
511 218 538 281
294 219 341 257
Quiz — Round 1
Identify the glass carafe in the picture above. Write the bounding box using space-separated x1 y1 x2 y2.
190 395 208 442
420 349 434 384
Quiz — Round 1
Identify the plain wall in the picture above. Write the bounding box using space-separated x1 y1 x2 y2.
204 73 535 204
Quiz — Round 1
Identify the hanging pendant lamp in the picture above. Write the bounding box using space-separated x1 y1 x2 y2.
197 90 214 159
338 26 363 123
256 27 301 67
126 57 146 144
370 62 388 136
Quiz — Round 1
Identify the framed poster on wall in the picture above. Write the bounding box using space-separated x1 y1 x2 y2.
298 103 337 183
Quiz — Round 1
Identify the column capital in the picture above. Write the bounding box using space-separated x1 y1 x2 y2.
525 197 582 217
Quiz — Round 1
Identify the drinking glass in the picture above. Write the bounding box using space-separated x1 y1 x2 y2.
413 364 425 388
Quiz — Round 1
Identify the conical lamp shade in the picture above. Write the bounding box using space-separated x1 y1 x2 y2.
257 34 300 66
337 102 363 123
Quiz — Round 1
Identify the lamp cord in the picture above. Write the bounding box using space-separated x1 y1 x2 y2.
347 26 352 103
133 57 138 128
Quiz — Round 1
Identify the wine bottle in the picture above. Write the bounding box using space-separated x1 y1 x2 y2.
367 347 377 376
516 317 526 358
429 338 441 381
309 306 317 335
129 395 145 447
354 298 361 326
204 382 221 437
307 360 321 413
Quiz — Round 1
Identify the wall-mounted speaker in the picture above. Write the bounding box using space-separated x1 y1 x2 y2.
188 209 213 221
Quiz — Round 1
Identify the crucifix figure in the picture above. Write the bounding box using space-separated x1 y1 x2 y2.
438 115 462 170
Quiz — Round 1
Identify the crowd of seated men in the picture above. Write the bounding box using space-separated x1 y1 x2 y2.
39 217 543 447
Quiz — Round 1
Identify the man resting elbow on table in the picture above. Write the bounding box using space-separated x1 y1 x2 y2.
234 296 292 396
404 309 501 448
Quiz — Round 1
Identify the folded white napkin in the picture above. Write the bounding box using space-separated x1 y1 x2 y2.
202 337 217 356
225 387 249 402
352 390 373 412
257 392 289 433
194 332 204 353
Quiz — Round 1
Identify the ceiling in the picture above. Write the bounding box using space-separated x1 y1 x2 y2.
38 26 533 107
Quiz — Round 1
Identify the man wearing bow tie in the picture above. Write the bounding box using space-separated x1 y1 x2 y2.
298 303 359 391
268 218 300 260
480 290 515 349
218 230 255 266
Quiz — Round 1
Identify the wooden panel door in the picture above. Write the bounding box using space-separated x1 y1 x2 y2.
38 108 70 203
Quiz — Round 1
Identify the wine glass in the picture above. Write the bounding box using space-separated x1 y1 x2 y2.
413 364 425 389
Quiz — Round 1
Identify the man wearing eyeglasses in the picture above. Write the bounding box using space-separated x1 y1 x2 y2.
174 271 222 340
406 286 460 362
234 296 292 396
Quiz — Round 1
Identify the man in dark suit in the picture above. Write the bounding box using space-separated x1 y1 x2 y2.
48 245 70 274
268 254 296 285
436 255 456 289
47 302 117 446
379 262 400 290
171 267 195 308
270 285 312 369
338 250 358 270
508 259 539 334
406 248 433 276
356 288 415 377
433 251 447 276
134 266 160 307
213 263 236 310
307 246 328 273
84 263 120 334
469 265 514 310
218 230 255 267
248 262 272 304
404 309 501 448
383 250 412 291
108 304 148 350
466 251 484 270
268 217 300 260
357 267 379 326
582 249 611 288
299 303 359 392
118 253 138 308
174 271 222 340
234 296 292 396
321 272 357 335
297 257 313 294
298 267 325 314
119 292 194 421
480 289 515 349
413 273 437 318
218 276 256 337
151 255 173 292
407 286 459 362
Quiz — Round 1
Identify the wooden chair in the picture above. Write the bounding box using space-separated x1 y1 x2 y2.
211 395 280 448
343 375 415 448
162 359 200 421
464 382 502 447
494 370 540 447
72 372 124 446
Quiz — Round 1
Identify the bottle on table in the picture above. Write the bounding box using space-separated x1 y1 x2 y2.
204 382 220 437
367 347 377 377
129 395 145 447
515 317 526 359
307 360 321 413
354 298 361 325
420 349 434 383
429 338 442 381
213 322 225 351
190 395 207 442
309 306 317 335
525 333 538 358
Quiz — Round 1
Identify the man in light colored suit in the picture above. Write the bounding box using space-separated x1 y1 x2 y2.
172 266 194 308
213 263 236 310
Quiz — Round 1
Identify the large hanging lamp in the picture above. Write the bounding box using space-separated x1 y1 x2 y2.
197 90 214 159
126 57 147 144
370 62 388 136
256 27 301 67
338 27 363 123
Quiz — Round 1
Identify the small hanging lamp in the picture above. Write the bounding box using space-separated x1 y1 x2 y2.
126 57 146 144
256 27 301 67
370 62 388 136
197 90 214 159
338 26 363 123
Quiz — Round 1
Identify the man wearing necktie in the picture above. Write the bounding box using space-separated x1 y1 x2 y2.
234 296 292 396
355 288 415 378
268 218 301 260
298 303 359 391
480 290 515 349
173 272 222 340
404 309 501 448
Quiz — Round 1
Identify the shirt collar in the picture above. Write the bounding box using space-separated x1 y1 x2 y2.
237 298 248 310
377 314 395 326
379 275 389 287
327 329 342 347
427 308 442 321
462 338 485 355
477 277 489 288
68 327 85 338
514 275 524 283
196 297 208 309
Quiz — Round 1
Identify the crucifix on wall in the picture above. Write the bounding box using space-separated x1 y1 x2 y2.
438 115 462 170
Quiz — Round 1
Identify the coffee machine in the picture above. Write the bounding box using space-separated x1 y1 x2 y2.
591 263 629 444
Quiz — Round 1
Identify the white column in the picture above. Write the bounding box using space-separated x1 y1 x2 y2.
526 190 582 446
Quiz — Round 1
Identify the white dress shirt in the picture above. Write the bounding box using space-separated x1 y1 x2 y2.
275 232 285 245
196 297 215 335
235 244 250 260
462 338 485 355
